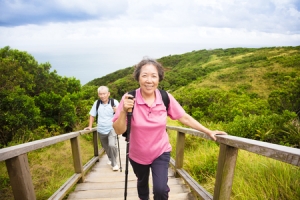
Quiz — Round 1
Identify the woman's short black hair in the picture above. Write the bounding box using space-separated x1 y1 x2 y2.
133 56 164 82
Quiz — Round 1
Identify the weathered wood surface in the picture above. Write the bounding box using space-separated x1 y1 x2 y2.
0 129 95 162
167 126 300 167
67 136 196 200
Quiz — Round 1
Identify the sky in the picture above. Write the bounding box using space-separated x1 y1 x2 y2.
1 0 300 85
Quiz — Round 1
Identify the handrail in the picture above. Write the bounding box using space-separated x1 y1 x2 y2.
0 128 101 200
166 125 300 200
0 126 299 200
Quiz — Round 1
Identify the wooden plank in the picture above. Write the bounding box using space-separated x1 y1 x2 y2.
67 136 196 200
216 135 300 166
176 168 213 200
68 191 194 200
213 144 238 200
175 131 185 170
70 137 83 174
0 128 97 162
167 126 300 167
5 154 36 200
92 131 99 156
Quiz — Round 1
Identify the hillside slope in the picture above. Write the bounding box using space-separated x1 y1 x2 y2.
86 46 300 101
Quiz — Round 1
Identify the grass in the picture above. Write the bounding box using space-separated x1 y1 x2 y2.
167 118 300 200
0 134 95 200
232 150 300 200
1 121 299 199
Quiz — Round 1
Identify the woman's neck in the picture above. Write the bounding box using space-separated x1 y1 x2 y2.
141 90 155 106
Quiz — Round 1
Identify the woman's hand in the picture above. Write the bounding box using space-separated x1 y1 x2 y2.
123 94 135 112
207 130 227 141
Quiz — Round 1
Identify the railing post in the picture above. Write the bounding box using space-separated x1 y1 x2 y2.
70 137 84 183
175 131 185 177
93 131 99 157
213 143 238 200
5 154 36 200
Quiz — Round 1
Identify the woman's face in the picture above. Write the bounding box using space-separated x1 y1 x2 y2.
139 64 159 95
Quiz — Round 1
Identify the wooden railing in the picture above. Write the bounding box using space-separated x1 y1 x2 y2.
0 126 299 200
0 128 101 200
166 125 300 200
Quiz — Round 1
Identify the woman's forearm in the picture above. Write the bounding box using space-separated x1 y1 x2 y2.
178 113 213 135
113 110 127 135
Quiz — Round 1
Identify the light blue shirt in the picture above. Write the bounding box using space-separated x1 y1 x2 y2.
89 99 119 134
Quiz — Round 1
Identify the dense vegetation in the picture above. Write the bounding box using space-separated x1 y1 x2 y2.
0 46 98 147
87 46 300 147
1 45 299 199
0 45 299 148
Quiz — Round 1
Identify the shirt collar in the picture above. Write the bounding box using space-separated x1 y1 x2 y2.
136 88 163 107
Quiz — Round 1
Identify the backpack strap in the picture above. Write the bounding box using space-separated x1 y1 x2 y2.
159 89 170 111
96 100 101 112
110 98 115 108
95 100 101 123
110 98 115 114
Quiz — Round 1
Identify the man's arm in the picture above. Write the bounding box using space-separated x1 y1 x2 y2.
84 115 95 130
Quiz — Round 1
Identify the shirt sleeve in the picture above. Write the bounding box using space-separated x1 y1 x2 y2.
112 95 125 122
113 99 120 107
167 93 186 120
89 101 98 117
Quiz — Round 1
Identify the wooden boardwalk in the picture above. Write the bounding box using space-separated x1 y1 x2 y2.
67 136 196 200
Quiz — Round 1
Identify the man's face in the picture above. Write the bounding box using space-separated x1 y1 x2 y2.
98 89 110 103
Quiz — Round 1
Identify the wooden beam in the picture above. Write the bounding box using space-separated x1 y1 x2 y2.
70 137 84 183
217 135 300 166
5 154 36 200
93 131 99 157
213 144 238 200
175 131 185 175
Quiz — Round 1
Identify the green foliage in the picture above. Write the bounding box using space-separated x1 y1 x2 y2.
0 87 40 146
173 88 270 123
0 46 89 146
268 76 300 117
1 45 300 148
225 110 298 146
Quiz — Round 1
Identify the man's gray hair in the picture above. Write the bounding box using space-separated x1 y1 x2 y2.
98 86 109 93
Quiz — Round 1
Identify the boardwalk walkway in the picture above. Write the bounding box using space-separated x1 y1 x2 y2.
67 136 195 200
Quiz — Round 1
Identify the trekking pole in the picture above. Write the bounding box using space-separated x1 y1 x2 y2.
124 98 133 200
117 135 122 172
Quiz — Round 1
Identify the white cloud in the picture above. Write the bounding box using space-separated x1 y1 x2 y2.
0 0 299 84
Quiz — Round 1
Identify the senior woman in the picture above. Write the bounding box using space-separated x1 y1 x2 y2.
112 57 227 200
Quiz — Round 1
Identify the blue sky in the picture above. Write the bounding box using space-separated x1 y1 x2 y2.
1 0 300 85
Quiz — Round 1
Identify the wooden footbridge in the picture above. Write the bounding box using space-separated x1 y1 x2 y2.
67 137 195 199
0 126 299 200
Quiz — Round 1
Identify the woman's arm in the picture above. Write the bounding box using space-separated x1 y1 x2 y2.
178 113 227 140
113 110 127 135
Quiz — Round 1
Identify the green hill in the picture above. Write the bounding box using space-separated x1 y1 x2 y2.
85 46 300 147
86 46 300 100
1 45 299 147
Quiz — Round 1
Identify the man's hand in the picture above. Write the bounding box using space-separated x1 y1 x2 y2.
84 127 92 131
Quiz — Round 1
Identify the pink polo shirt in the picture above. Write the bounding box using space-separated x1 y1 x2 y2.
112 88 185 164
